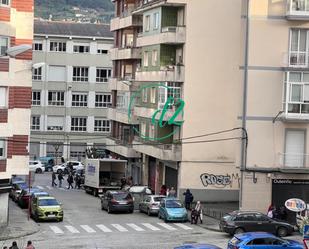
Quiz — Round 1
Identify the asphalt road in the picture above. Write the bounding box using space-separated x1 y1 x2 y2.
2 173 303 249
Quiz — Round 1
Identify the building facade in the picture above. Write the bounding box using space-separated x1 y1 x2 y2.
0 0 33 226
30 21 113 162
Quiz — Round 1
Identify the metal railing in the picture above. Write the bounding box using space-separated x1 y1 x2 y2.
278 153 309 168
287 0 309 13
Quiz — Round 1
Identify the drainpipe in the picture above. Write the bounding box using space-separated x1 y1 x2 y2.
240 0 250 209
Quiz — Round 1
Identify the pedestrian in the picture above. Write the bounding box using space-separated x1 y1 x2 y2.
160 185 167 196
52 171 57 187
183 189 194 210
67 172 74 189
193 201 203 224
58 171 63 188
3 246 8 249
168 187 176 197
74 173 80 189
25 241 35 249
61 157 65 164
166 188 170 197
267 206 274 218
9 241 18 249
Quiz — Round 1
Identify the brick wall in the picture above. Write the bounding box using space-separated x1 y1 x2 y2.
0 160 6 172
0 7 10 22
8 87 32 109
0 58 9 72
7 135 28 158
11 0 33 12
0 109 8 123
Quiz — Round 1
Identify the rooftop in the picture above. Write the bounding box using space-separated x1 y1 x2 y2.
34 20 113 38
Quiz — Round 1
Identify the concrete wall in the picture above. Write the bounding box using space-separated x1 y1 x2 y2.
0 193 8 227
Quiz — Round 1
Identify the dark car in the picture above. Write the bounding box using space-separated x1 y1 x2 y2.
220 211 294 237
101 191 134 213
227 232 303 249
18 188 40 208
10 182 28 202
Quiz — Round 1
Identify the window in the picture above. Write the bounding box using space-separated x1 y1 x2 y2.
143 51 149 67
150 87 156 103
0 37 9 56
0 139 5 159
73 45 90 53
116 93 129 110
149 124 155 139
94 119 110 132
254 214 269 221
31 116 40 131
153 12 159 30
0 87 7 108
158 82 182 109
48 91 65 106
97 49 108 54
47 116 64 131
96 68 111 83
31 91 41 106
152 50 158 66
72 93 88 107
145 15 150 31
48 66 66 82
32 67 42 81
70 144 86 159
49 41 66 52
71 117 87 132
33 41 43 51
140 122 146 137
95 93 111 108
142 88 148 103
97 43 111 54
1 0 9 6
73 67 89 82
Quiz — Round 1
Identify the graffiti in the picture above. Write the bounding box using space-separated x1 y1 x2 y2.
200 173 240 188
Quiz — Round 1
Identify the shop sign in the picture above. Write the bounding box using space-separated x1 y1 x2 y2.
285 198 306 212
273 179 309 185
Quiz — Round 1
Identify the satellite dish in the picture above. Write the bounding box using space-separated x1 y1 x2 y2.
6 44 32 57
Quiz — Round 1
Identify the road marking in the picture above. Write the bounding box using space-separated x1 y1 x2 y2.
111 224 128 232
80 225 96 233
141 223 160 231
157 223 177 230
173 223 193 230
65 225 80 233
36 185 44 190
126 223 145 232
49 225 64 234
96 224 112 233
46 186 53 190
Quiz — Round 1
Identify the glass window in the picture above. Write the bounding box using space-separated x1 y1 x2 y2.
145 15 150 31
153 12 159 30
71 117 87 132
1 0 9 6
96 68 111 83
0 139 6 158
32 67 42 81
33 42 43 51
94 119 110 132
152 50 158 66
73 45 90 53
150 87 156 103
0 87 7 108
48 91 65 106
95 93 111 108
72 93 88 107
291 84 302 102
0 37 9 56
31 116 40 131
97 49 108 54
31 91 41 106
143 51 149 67
73 67 89 82
49 41 66 52
47 116 64 131
142 88 148 103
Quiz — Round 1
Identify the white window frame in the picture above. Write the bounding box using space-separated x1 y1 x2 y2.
96 68 112 83
143 51 149 67
33 41 43 51
49 41 66 52
31 116 40 131
149 124 155 140
0 36 9 56
152 50 158 66
142 88 148 103
31 91 41 106
48 91 65 106
0 87 7 108
32 67 42 81
0 139 6 159
73 44 90 53
72 93 88 107
150 87 156 104
47 116 64 131
71 117 87 132
158 82 182 109
97 49 108 54
95 93 112 108
153 12 159 30
94 118 110 133
140 122 146 137
145 15 150 31
0 0 9 6
73 66 89 82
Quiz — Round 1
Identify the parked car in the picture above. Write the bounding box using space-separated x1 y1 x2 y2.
101 190 134 213
220 211 294 237
18 187 41 208
38 156 55 172
158 198 188 222
227 232 303 249
30 196 63 222
10 182 28 202
29 160 45 173
175 244 222 249
29 192 49 212
139 195 165 216
53 161 84 174
128 185 152 210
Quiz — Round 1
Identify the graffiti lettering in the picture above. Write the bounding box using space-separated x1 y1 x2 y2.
200 173 240 188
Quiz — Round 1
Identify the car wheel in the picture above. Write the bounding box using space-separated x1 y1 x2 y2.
36 168 42 174
147 208 151 216
277 227 288 237
57 169 62 174
234 227 245 235
107 205 111 214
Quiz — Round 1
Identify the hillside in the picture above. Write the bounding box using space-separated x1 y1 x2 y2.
35 0 114 23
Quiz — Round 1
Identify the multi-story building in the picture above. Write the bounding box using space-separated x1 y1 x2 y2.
110 0 242 201
30 20 113 161
0 0 33 226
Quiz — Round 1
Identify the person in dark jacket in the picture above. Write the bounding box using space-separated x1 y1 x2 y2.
183 189 193 210
58 172 64 188
67 173 74 189
9 241 19 249
52 172 57 187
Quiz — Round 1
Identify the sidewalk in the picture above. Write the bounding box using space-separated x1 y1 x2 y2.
0 200 40 241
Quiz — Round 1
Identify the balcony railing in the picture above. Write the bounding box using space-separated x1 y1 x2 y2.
278 153 309 168
287 0 309 19
283 52 309 68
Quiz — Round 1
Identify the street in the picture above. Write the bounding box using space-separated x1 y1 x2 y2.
1 173 303 249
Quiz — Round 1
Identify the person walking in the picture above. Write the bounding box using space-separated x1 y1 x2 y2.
25 241 35 249
160 185 167 196
52 172 57 187
193 201 203 224
74 173 80 189
67 172 74 189
183 189 194 210
9 241 19 249
58 171 63 188
168 187 176 197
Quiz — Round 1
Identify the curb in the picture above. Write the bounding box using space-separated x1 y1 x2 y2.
0 226 40 241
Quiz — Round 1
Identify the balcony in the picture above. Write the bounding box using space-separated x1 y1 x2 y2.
110 47 141 60
105 136 141 158
107 107 138 124
286 0 309 20
137 26 186 47
132 137 181 161
135 65 184 82
109 78 130 91
283 51 309 68
111 15 142 31
133 106 183 122
277 153 309 172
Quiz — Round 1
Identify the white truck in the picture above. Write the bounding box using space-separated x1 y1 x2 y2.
84 158 127 197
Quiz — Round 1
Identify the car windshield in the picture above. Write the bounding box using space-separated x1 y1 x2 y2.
39 199 59 206
154 197 164 202
113 193 132 200
166 200 183 208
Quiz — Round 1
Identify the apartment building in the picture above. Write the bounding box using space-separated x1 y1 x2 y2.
30 21 113 161
0 0 33 226
110 0 242 201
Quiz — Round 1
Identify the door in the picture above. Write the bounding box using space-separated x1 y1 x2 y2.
285 130 305 167
254 213 274 233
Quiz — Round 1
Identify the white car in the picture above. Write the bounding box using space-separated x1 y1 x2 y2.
53 161 84 174
29 161 45 173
